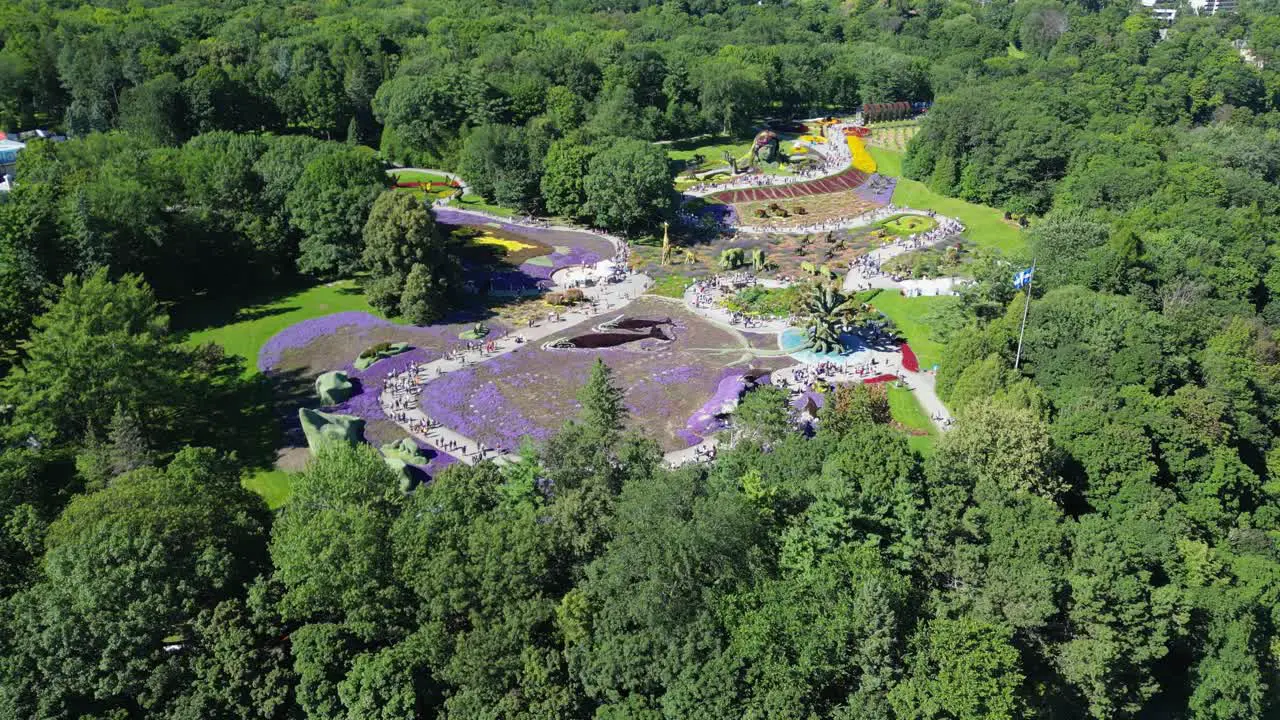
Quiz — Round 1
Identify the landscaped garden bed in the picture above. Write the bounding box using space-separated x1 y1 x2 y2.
878 213 937 237
720 284 802 318
418 297 745 452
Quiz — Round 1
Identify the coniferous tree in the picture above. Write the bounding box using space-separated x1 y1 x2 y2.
577 358 627 440
107 404 152 477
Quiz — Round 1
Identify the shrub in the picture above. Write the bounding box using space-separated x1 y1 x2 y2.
358 342 393 359
565 288 586 303
793 206 807 215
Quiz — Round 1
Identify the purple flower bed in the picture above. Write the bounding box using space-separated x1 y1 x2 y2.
791 389 826 413
436 211 614 290
258 312 393 372
856 174 897 206
417 448 458 480
681 371 749 444
418 353 558 452
415 343 732 452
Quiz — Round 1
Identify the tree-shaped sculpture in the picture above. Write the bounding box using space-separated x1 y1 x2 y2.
802 282 857 354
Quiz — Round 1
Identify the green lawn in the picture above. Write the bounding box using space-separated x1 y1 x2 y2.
666 135 805 177
869 147 1026 256
648 274 696 298
242 468 294 509
879 214 935 237
888 385 937 457
446 192 520 218
184 280 377 370
666 136 755 164
183 282 379 507
389 169 457 201
858 288 958 371
389 169 451 184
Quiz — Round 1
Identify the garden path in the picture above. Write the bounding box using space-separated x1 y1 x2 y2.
664 438 721 467
683 121 857 198
681 278 794 335
770 350 952 432
841 212 967 294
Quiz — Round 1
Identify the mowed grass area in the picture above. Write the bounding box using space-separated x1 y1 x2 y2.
183 280 377 369
242 468 295 509
182 282 377 508
869 147 1025 256
649 274 696 298
446 192 520 218
888 385 937 457
389 169 451 184
858 288 958 371
666 135 755 164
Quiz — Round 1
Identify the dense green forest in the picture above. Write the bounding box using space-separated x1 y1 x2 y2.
5 0 1280 717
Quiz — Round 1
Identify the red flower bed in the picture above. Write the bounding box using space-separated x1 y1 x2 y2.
900 342 919 373
863 373 899 384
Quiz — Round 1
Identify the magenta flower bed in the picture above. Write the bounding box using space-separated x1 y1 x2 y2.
258 311 393 372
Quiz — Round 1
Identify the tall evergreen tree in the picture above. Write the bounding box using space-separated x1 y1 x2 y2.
577 358 627 440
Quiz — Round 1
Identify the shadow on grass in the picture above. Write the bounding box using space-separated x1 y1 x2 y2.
170 276 325 335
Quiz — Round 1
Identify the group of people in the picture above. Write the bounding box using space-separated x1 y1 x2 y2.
382 362 433 424
380 359 507 461
904 216 964 247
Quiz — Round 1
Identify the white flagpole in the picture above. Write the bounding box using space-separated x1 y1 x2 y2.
1014 260 1035 371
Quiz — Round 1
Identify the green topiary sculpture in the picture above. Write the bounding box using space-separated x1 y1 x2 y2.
298 408 365 454
315 371 355 405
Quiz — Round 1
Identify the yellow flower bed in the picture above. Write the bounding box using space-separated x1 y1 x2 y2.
848 135 877 174
472 232 538 253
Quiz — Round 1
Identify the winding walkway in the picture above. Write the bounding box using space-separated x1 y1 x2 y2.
842 212 968 294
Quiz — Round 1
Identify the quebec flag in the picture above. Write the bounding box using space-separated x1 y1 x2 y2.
1012 266 1035 289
